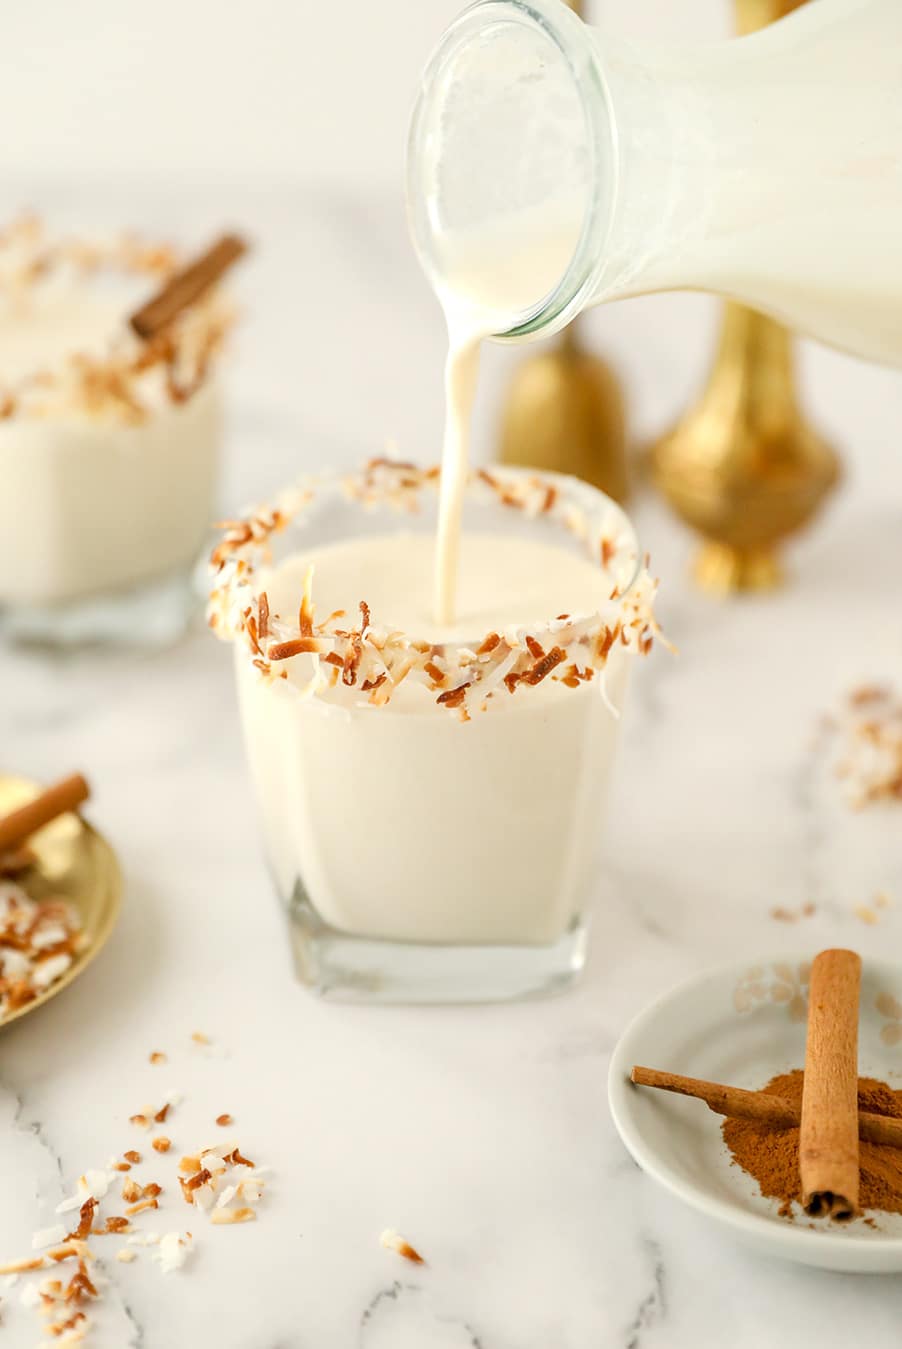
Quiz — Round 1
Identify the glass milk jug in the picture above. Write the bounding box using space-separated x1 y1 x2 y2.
407 0 902 366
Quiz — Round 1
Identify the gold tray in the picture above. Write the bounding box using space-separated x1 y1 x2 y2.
0 774 121 1029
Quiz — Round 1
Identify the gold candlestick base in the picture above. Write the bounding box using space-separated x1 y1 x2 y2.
650 304 840 594
649 0 839 594
693 541 783 595
498 326 629 504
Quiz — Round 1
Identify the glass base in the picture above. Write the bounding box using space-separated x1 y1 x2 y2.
286 888 589 1004
1 568 200 649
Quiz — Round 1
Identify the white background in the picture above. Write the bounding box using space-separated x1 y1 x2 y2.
1 1 729 192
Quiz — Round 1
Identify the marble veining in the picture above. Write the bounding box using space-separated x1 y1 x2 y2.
1 185 902 1346
624 1237 666 1349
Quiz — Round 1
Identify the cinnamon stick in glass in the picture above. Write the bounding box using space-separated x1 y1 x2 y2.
630 1065 902 1148
0 774 90 854
129 233 247 340
799 948 862 1220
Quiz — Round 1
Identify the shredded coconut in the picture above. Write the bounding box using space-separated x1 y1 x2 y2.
152 1232 192 1274
380 1228 425 1264
830 684 902 807
0 883 85 1021
31 1225 67 1251
209 460 662 719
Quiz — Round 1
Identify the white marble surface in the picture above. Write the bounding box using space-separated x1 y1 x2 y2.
2 186 902 1347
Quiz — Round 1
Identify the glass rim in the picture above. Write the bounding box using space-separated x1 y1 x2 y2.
209 461 659 719
406 0 616 343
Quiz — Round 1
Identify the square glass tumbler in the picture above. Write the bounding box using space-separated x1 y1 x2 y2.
0 220 228 647
210 462 658 1003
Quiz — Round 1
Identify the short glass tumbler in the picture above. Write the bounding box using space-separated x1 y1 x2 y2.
210 463 655 1003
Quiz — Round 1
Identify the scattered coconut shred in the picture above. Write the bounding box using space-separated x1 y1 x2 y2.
380 1229 425 1265
0 1077 268 1346
830 684 902 807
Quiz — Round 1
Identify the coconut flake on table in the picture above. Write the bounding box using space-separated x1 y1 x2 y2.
215 1184 238 1209
31 1225 67 1251
55 1193 84 1216
210 1206 255 1225
79 1170 116 1201
19 1280 41 1307
152 1232 192 1274
379 1229 425 1264
239 1175 265 1204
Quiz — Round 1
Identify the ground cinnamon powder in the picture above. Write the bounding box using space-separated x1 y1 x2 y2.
723 1070 902 1219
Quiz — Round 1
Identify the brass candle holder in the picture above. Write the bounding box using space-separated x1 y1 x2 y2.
498 319 629 503
649 0 840 593
497 0 629 505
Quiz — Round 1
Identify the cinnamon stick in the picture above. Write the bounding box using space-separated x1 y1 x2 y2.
0 774 90 854
129 233 247 340
630 1065 902 1149
0 844 36 876
799 948 862 1219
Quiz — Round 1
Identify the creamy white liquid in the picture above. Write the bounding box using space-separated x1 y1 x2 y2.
0 287 221 606
435 206 582 624
269 530 612 646
240 531 627 944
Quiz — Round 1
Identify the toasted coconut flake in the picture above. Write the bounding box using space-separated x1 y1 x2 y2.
0 885 85 1022
121 1179 142 1204
380 1229 425 1264
268 637 326 660
827 684 902 808
124 1198 159 1217
208 464 659 721
149 1052 166 1065
215 1114 233 1127
123 1151 141 1165
191 1031 210 1045
210 1206 255 1226
129 1114 150 1130
152 1137 171 1153
436 683 469 709
64 1200 97 1243
476 632 501 656
47 1243 84 1264
226 1148 254 1167
0 1255 46 1275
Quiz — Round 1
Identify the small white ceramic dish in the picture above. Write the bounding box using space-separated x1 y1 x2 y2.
608 956 902 1273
